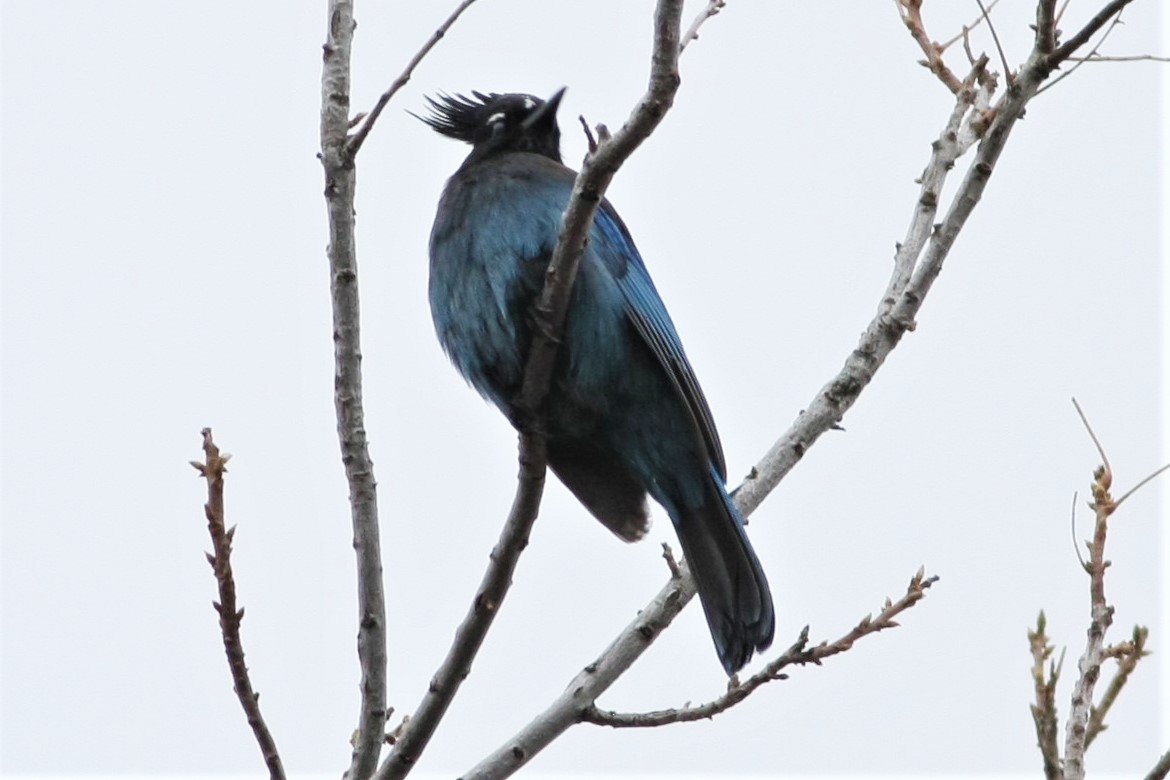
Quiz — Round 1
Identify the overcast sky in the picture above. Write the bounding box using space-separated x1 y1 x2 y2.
2 0 1167 776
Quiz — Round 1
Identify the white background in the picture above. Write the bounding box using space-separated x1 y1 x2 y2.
2 0 1166 776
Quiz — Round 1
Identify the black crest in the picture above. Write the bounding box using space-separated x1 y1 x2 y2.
418 89 565 163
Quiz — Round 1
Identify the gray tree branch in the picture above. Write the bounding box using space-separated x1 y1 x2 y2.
1147 747 1170 780
679 0 726 53
320 2 388 777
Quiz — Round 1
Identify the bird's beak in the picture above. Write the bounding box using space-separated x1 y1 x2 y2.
523 86 567 130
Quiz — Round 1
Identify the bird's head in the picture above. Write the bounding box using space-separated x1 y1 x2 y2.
418 88 565 164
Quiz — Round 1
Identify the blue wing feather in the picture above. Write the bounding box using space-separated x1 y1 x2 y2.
590 202 728 480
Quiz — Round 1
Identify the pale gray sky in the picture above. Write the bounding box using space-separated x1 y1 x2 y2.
2 0 1166 776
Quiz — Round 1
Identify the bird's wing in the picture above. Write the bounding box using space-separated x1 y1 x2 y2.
592 202 728 480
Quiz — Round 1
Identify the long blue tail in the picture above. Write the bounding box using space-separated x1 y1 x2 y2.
673 467 774 674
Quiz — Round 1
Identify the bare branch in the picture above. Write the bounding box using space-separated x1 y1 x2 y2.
1063 431 1117 779
975 0 1013 84
192 429 286 780
661 542 682 579
375 433 547 780
1047 0 1135 68
1037 5 1126 95
1069 53 1170 62
938 0 1001 52
1086 625 1149 748
895 0 964 93
1071 399 1113 498
1148 747 1170 780
577 115 598 154
1036 0 1060 54
320 3 389 776
376 2 686 778
1069 491 1089 572
1028 611 1064 780
679 0 726 53
1114 461 1170 510
583 570 938 727
462 570 695 780
347 0 481 158
735 55 1000 518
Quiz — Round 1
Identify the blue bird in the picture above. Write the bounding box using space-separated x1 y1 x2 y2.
420 88 774 674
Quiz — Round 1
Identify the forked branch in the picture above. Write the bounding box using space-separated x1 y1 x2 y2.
467 2 1153 776
584 569 938 727
1028 401 1165 780
1028 611 1064 780
347 0 482 157
1060 402 1164 780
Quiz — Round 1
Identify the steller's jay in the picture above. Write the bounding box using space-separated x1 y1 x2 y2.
420 88 774 674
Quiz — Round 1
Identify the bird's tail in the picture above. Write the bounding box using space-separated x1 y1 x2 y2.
673 467 774 675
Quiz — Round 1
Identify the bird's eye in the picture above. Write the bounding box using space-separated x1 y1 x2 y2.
482 111 505 142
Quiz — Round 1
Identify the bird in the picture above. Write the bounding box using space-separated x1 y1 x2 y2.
419 88 774 674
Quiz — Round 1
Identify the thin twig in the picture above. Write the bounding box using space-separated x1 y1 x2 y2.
377 3 686 779
1037 5 1126 95
679 0 725 52
320 3 389 777
661 542 682 579
583 570 938 727
975 0 1013 84
346 0 481 158
938 0 1001 51
1113 462 1170 509
1071 398 1112 478
1086 625 1149 748
192 429 286 780
1070 491 1088 572
1069 53 1170 62
577 115 597 154
1028 611 1064 780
